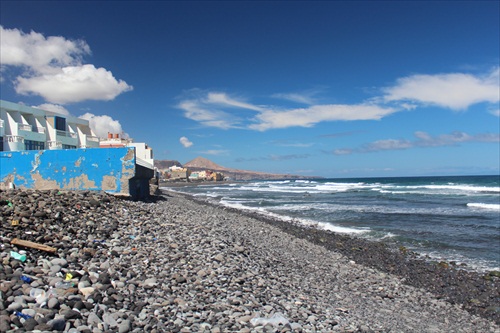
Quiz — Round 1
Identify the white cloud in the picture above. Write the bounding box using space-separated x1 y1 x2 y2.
179 92 396 131
0 26 89 73
0 26 132 104
249 104 396 131
206 92 264 111
15 64 133 104
272 93 315 105
179 136 193 148
334 131 500 155
199 149 229 155
178 100 241 129
383 67 500 110
33 103 70 116
489 109 500 117
79 113 128 139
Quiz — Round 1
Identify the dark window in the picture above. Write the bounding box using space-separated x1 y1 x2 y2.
0 137 3 151
62 144 76 149
55 116 66 131
25 140 45 150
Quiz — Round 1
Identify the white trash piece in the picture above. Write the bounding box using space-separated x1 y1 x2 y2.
250 312 289 327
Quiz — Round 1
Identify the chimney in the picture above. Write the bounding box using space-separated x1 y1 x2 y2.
108 132 113 139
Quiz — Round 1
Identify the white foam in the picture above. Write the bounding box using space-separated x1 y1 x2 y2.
467 203 500 210
219 199 368 234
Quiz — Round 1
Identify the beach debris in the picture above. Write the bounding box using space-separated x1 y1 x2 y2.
9 251 26 262
11 238 57 253
250 313 289 327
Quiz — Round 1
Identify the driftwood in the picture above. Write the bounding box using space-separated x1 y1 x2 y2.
11 238 57 253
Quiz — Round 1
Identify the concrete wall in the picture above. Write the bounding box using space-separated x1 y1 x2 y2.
0 147 153 200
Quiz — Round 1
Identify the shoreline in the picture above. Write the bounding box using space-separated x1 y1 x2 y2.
162 188 500 324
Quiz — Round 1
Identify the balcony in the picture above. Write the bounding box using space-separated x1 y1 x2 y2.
56 130 77 138
36 127 46 134
18 123 33 131
87 135 99 142
47 141 62 149
4 135 25 143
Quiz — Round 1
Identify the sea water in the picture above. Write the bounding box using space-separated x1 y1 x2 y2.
163 175 500 272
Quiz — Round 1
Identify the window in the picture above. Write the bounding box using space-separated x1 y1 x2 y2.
25 140 45 150
55 116 66 131
0 137 3 151
62 144 76 149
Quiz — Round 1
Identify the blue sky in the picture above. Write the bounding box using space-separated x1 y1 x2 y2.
1 1 499 178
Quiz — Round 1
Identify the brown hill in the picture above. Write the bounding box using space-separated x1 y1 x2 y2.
184 157 228 171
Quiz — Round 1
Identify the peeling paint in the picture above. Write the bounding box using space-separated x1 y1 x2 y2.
31 152 43 172
74 156 85 167
64 173 97 190
31 172 59 190
102 175 118 191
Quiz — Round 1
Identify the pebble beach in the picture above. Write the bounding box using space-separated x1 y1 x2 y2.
0 188 499 333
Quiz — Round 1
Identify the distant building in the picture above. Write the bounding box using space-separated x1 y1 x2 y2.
0 100 99 151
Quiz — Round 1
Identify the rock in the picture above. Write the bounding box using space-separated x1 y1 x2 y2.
0 314 10 331
49 318 66 331
23 317 38 331
118 319 131 333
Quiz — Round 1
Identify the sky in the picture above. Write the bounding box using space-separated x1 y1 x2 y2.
1 1 499 178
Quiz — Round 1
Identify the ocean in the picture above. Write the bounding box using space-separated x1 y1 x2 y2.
163 175 500 272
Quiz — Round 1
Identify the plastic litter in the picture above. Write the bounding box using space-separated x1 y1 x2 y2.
250 313 290 327
55 281 74 289
14 311 33 320
21 275 32 283
29 288 47 304
10 251 27 262
65 272 73 281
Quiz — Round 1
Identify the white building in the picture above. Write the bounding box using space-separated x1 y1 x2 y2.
0 100 99 151
100 133 156 175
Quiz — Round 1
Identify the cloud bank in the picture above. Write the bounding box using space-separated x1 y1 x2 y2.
0 26 132 104
333 131 500 155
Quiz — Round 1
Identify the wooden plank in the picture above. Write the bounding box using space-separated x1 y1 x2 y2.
11 238 57 253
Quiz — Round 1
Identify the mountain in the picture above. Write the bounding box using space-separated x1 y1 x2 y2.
184 157 228 171
154 160 182 170
183 156 321 181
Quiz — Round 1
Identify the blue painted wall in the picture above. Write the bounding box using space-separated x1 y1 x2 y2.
0 147 137 196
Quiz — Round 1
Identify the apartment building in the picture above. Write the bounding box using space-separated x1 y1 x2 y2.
0 100 100 151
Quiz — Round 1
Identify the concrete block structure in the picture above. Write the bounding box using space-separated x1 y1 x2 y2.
0 147 154 199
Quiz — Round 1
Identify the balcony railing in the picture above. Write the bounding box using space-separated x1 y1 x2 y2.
87 135 99 142
47 141 62 149
56 130 77 138
36 127 46 134
4 135 24 143
18 123 32 131
0 119 4 128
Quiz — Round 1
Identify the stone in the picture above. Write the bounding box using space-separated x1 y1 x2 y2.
0 315 10 332
118 319 131 333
